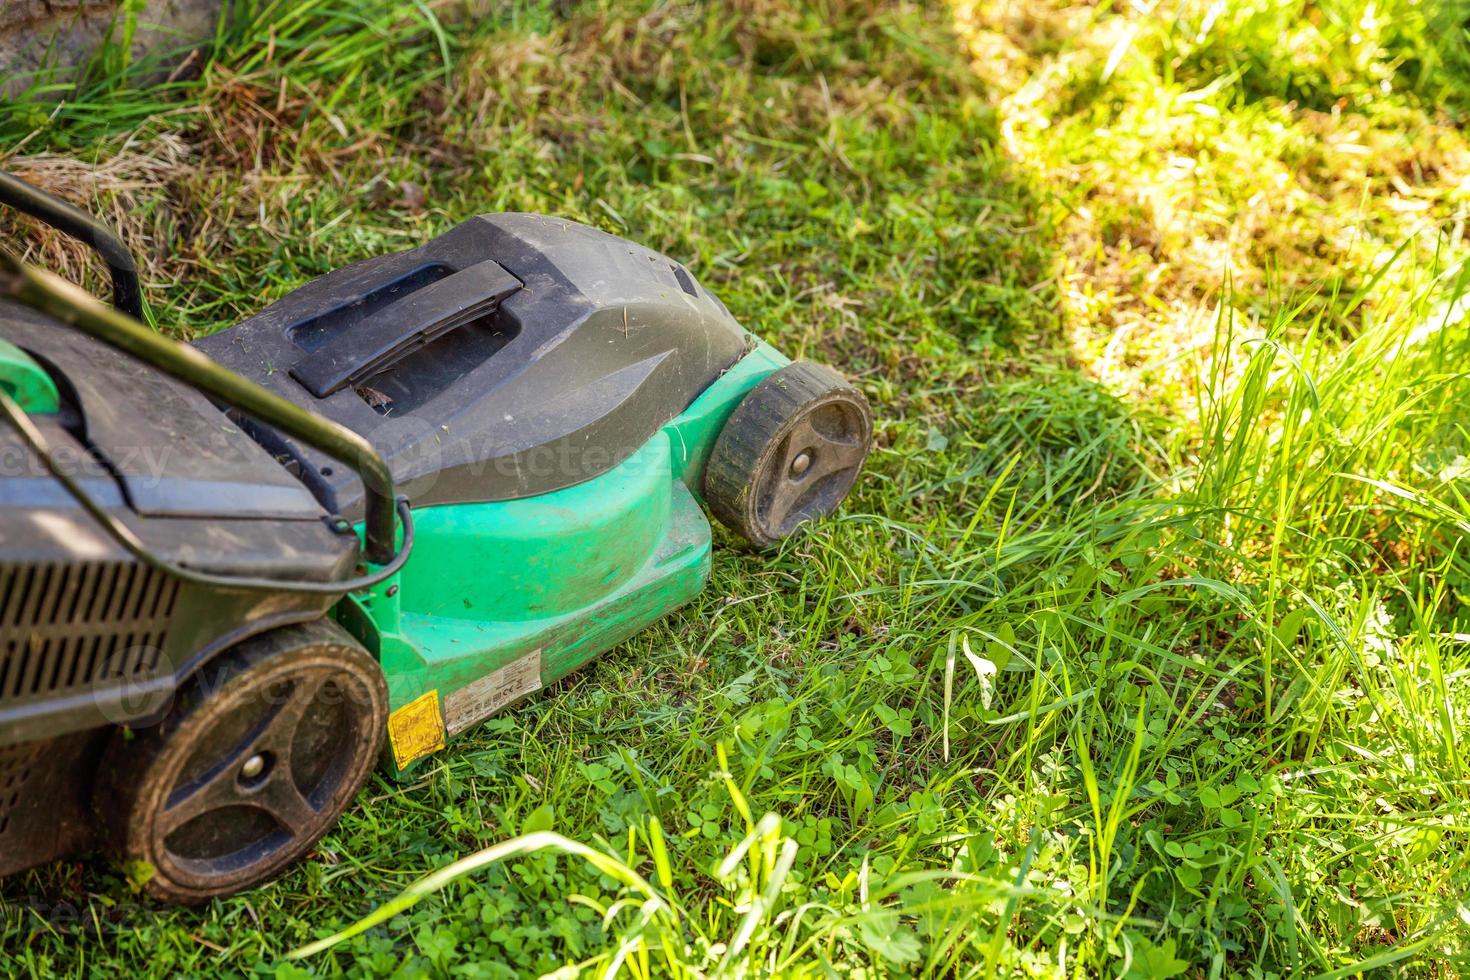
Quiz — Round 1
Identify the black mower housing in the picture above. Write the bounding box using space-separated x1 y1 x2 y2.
197 213 750 515
0 299 359 874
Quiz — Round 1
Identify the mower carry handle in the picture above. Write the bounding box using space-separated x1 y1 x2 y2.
0 170 144 321
0 251 402 565
290 259 521 397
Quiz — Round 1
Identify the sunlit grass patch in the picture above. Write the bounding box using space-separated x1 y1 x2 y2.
951 0 1470 426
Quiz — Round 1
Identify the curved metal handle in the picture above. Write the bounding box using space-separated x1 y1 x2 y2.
0 250 403 565
0 170 143 320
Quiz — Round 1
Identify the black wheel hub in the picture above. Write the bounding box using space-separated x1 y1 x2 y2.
98 620 387 904
155 668 368 886
704 361 874 548
754 400 871 541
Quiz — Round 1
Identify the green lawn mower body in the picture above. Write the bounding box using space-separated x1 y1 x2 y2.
0 178 872 902
193 214 799 775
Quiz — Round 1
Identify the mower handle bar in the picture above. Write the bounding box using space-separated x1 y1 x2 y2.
0 251 402 565
0 170 144 321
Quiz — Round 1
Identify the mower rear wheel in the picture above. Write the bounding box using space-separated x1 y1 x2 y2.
96 619 387 904
705 361 872 548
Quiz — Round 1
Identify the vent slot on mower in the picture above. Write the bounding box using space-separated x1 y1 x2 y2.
349 309 521 417
0 562 178 702
0 741 44 836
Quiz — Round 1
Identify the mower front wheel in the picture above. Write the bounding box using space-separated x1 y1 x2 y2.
96 619 387 904
705 361 873 548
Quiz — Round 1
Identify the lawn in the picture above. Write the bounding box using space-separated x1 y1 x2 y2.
2 0 1469 975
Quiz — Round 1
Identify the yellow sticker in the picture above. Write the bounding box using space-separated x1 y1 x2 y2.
387 690 445 769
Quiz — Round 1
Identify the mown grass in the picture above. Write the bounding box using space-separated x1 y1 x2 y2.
2 0 1469 975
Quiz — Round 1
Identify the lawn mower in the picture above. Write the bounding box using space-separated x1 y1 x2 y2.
0 171 872 904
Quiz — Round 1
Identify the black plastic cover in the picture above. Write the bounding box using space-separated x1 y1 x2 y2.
1 300 325 520
196 214 751 514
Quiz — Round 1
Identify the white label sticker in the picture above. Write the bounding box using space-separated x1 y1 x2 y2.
444 649 543 736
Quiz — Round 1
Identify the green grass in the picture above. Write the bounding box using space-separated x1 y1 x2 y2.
2 0 1469 975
